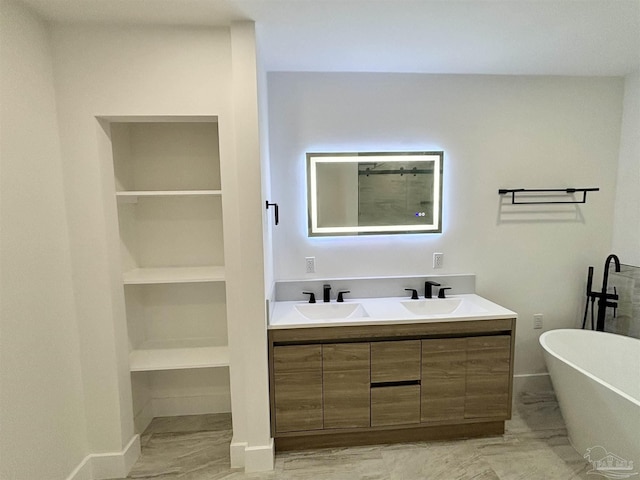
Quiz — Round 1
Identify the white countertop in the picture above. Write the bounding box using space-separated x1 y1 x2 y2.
269 294 517 329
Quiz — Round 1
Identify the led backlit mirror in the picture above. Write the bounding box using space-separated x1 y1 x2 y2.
307 151 443 236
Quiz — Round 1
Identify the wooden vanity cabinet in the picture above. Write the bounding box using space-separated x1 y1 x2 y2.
268 318 515 451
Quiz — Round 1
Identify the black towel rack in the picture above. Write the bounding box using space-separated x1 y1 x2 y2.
498 188 599 205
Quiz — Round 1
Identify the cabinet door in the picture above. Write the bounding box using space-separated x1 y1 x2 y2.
323 343 370 429
465 336 511 419
421 338 467 422
273 345 323 433
371 340 421 383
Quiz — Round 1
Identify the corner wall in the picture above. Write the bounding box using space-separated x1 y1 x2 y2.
0 1 88 478
612 71 640 267
227 22 273 472
267 72 624 376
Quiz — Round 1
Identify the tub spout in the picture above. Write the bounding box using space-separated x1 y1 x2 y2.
595 254 620 331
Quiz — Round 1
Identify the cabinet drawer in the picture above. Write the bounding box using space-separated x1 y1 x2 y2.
371 340 421 383
371 385 420 427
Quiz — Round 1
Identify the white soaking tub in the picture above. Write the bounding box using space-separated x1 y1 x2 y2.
540 329 640 474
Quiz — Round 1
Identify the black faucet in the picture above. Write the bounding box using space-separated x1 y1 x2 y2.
302 291 316 303
323 284 331 303
424 281 440 299
594 254 621 331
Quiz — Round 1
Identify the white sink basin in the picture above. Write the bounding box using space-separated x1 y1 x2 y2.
294 303 369 320
401 298 462 316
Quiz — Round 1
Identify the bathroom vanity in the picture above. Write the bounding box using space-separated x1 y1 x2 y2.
268 294 516 451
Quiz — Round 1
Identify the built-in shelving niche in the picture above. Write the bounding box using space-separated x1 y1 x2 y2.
110 119 230 434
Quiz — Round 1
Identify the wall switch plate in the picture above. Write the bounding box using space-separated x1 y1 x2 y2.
534 313 543 329
433 253 444 269
305 257 315 273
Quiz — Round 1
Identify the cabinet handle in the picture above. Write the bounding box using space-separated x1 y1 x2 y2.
371 380 421 388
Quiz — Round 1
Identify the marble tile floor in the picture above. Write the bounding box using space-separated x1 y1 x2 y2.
119 392 592 480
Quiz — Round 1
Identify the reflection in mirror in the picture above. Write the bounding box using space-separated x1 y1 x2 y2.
307 152 443 236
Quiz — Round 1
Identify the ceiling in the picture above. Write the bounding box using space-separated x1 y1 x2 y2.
20 0 640 76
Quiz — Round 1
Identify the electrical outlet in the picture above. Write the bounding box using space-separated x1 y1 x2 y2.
305 257 315 273
433 253 444 269
534 313 543 329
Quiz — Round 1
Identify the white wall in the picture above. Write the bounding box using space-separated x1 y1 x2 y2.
256 26 275 300
612 71 640 267
268 72 624 375
0 1 88 478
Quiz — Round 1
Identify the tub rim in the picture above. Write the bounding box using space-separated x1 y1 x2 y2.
539 328 640 407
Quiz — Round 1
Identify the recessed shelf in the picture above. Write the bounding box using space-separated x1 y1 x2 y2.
116 189 222 199
111 119 229 430
123 266 225 284
130 340 229 372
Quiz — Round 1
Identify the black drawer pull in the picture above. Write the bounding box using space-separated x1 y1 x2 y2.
370 380 420 388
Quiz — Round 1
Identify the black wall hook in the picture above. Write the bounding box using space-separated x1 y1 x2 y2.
266 201 279 225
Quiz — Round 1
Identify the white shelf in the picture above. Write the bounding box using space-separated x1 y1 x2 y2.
130 340 229 372
123 266 225 284
116 190 221 199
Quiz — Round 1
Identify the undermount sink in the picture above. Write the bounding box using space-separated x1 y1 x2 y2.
401 298 462 316
294 303 369 320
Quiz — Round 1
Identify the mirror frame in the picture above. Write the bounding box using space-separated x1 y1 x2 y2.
307 151 443 236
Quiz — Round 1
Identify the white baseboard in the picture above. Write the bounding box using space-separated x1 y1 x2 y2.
513 373 553 398
229 438 274 472
152 392 231 417
244 438 275 473
66 435 141 480
65 456 92 480
230 440 248 469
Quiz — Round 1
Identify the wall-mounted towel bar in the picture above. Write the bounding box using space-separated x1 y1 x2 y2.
498 188 599 205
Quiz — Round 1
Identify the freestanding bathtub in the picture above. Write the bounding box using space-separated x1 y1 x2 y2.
540 329 640 473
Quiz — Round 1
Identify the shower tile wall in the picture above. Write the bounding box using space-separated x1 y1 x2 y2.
606 264 640 339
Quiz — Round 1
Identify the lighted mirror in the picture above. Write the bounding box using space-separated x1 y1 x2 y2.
307 151 443 236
